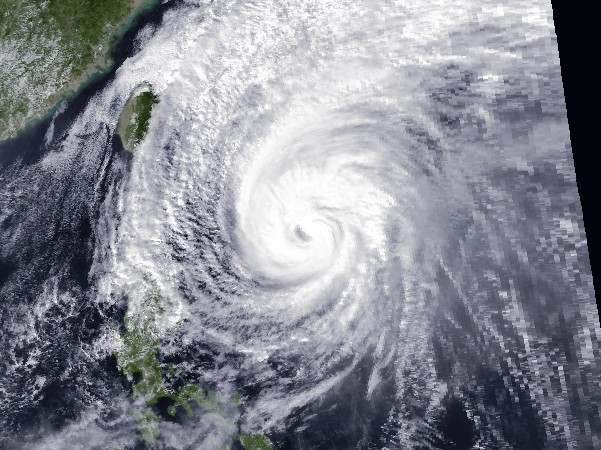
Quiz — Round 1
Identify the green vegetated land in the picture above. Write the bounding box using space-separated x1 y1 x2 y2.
239 434 275 450
115 275 273 449
0 0 156 142
117 89 159 152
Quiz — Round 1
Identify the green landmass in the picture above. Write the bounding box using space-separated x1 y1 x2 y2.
116 89 159 152
0 0 156 142
239 434 274 450
115 274 273 448
131 407 160 447
114 276 217 445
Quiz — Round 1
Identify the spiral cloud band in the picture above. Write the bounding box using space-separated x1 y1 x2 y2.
0 0 598 448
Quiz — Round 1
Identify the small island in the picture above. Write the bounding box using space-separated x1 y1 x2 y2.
116 88 159 152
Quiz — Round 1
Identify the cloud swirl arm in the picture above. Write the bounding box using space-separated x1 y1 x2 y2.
0 0 594 448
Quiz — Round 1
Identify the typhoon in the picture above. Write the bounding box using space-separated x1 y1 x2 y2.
0 0 599 449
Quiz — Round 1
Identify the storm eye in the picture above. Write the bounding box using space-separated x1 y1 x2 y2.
294 225 311 241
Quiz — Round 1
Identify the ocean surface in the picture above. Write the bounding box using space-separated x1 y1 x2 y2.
0 0 599 449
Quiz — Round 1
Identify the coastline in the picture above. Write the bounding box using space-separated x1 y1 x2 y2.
0 0 161 145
